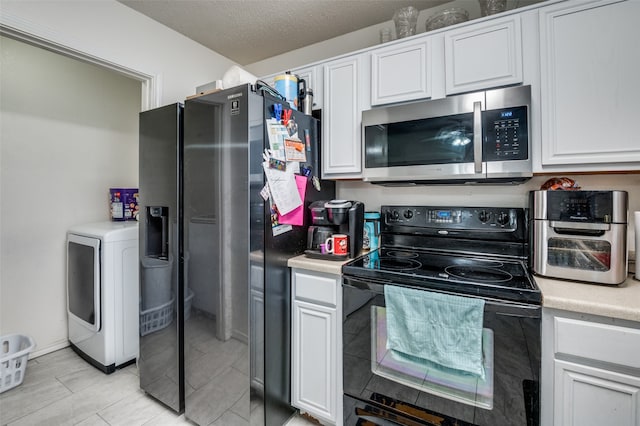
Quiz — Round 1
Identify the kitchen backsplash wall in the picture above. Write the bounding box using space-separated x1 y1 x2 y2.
338 174 640 252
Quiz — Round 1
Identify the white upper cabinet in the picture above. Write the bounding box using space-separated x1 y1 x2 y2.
370 39 432 105
444 15 523 95
292 65 323 111
538 0 640 171
370 15 523 104
322 54 369 178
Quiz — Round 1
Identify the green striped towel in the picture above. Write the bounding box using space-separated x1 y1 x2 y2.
384 286 485 378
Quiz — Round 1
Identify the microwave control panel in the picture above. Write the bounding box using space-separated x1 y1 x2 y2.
482 105 528 161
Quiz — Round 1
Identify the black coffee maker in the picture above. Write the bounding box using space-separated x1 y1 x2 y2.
306 200 364 259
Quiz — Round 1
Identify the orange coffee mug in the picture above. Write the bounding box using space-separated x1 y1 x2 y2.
325 234 348 256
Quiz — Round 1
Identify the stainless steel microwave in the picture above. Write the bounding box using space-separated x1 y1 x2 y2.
362 85 532 184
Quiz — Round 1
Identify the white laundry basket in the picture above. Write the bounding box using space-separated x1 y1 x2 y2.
140 256 173 310
1 334 36 393
139 297 174 336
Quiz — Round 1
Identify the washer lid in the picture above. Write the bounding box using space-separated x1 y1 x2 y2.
67 221 138 241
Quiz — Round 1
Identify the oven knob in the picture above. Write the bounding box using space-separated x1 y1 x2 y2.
391 210 400 220
478 210 491 223
497 211 510 226
403 210 413 219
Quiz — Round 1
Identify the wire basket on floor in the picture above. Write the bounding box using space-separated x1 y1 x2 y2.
140 297 174 336
1 334 36 393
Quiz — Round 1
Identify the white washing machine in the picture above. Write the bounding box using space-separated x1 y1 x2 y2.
67 221 139 373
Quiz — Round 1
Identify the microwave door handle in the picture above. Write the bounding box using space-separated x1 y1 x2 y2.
473 101 482 174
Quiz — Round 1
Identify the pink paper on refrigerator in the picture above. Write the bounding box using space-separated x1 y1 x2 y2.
277 175 307 226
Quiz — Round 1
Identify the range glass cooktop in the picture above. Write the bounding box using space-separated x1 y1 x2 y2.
342 247 541 304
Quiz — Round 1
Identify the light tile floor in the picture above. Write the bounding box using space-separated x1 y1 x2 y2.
0 347 315 426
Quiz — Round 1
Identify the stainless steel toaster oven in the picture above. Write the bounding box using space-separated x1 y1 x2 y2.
530 190 628 285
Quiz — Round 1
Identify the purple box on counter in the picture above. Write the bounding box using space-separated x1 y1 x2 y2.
109 188 139 221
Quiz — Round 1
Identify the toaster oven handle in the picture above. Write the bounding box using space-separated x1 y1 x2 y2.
473 101 483 174
550 221 610 236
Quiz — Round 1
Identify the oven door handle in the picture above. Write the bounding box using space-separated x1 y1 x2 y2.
343 277 541 318
343 275 394 291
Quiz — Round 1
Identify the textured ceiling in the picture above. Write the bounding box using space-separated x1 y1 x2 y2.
117 0 453 65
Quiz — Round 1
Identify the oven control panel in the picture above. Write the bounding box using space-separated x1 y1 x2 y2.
382 206 523 231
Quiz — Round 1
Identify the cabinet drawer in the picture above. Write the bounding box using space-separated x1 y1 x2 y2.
293 270 338 306
555 317 640 368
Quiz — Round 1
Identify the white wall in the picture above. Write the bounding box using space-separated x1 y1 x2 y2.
0 0 237 106
0 0 236 356
0 36 141 356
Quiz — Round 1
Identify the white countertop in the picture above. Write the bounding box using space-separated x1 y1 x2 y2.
288 254 350 275
288 256 640 323
535 274 640 323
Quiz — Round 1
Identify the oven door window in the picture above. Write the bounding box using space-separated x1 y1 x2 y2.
371 306 494 409
364 113 474 168
547 238 611 271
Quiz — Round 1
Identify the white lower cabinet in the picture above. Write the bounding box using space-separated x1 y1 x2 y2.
554 359 640 426
291 268 342 425
542 308 640 426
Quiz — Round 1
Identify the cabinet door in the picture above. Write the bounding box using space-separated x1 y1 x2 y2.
554 359 640 426
292 300 337 423
444 16 523 95
322 55 367 178
371 39 431 105
539 0 640 170
294 65 323 111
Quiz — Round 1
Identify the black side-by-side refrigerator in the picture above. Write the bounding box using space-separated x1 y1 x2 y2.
138 83 335 426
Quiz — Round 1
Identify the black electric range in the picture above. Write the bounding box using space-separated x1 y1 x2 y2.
342 205 541 305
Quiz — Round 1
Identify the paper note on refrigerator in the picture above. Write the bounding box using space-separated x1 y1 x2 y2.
269 199 293 236
265 119 288 160
284 138 306 162
278 175 308 226
262 161 302 215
